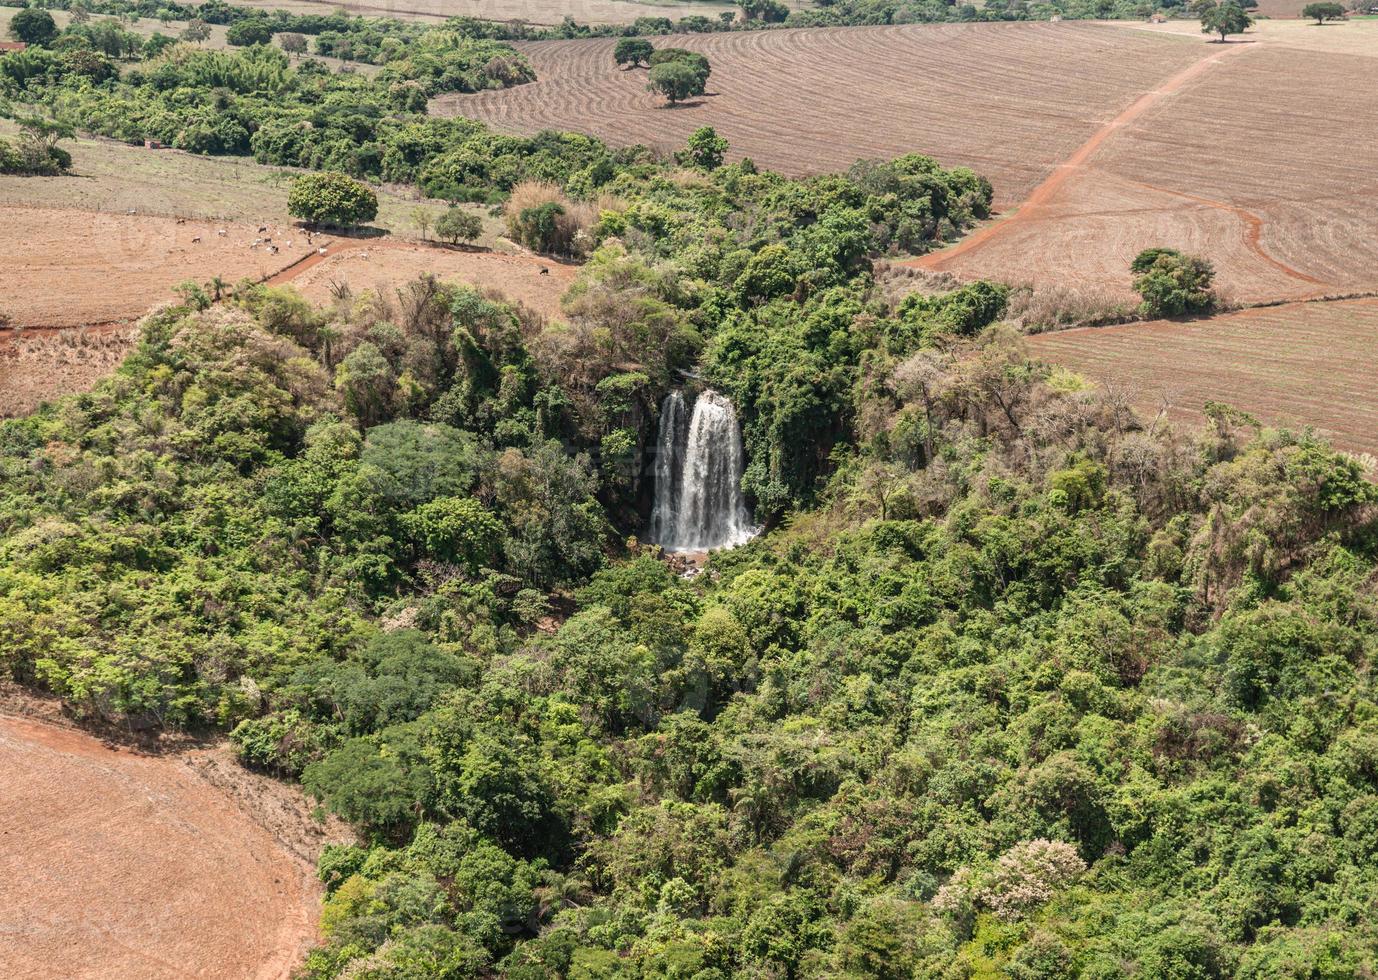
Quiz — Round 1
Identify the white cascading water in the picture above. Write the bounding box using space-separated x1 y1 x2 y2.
648 390 756 552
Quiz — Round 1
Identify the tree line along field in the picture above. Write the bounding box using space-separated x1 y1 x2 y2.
440 22 1207 209
205 0 747 26
1026 298 1378 458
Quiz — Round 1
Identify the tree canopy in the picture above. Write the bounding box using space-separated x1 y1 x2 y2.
287 171 379 227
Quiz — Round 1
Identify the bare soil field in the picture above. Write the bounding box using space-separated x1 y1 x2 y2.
209 0 745 26
918 29 1378 305
1027 299 1378 456
0 206 315 328
439 22 1206 207
0 712 345 979
0 327 137 418
283 242 577 320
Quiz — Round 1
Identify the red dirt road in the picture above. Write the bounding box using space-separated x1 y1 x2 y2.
0 714 324 980
914 41 1252 272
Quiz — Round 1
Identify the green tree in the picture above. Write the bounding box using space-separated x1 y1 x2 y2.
411 205 433 241
1301 1 1345 21
677 126 728 170
288 171 379 227
1200 0 1253 40
279 31 308 54
1130 247 1215 316
613 37 654 69
434 207 482 245
648 61 706 105
180 18 211 45
9 8 58 46
399 496 503 570
738 0 790 21
226 19 274 46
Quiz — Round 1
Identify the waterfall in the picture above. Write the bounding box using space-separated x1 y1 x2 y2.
649 390 756 552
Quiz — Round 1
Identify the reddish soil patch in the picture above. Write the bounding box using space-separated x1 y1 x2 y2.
0 713 345 979
1027 298 1378 456
0 206 313 329
439 22 1205 208
284 242 577 321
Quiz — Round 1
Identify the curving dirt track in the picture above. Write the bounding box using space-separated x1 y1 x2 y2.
440 22 1207 208
914 32 1378 305
913 40 1249 270
0 207 575 418
0 713 329 980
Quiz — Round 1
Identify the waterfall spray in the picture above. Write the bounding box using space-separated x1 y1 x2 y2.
648 390 756 552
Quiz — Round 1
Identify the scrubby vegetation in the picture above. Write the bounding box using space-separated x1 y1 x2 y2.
3 97 1378 976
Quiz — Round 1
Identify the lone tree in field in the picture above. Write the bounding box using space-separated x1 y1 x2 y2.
1301 2 1345 22
9 8 58 46
279 32 308 54
1199 1 1252 41
1130 247 1216 317
646 49 711 105
614 38 654 69
181 19 211 45
435 207 482 245
288 172 378 228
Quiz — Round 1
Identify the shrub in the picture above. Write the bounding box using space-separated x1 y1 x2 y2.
226 19 274 47
504 181 596 256
435 207 482 245
614 37 654 69
677 126 728 170
1130 247 1215 317
288 171 378 227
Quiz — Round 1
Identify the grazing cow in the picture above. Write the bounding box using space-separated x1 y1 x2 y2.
191 236 201 243
175 217 186 225
217 229 227 237
268 245 279 255
258 225 268 233
317 247 328 255
539 267 550 276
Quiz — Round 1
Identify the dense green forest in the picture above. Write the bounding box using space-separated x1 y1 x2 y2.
4 105 1378 975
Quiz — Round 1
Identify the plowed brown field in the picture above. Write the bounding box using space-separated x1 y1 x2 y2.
1027 299 1378 455
0 206 314 329
0 714 334 980
915 31 1378 304
439 22 1206 207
